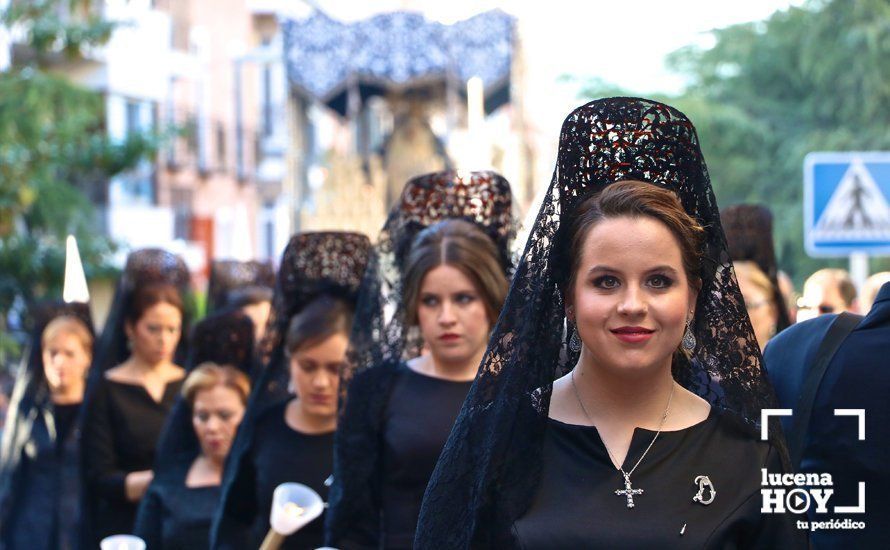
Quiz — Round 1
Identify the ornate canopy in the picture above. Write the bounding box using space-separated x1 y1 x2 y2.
281 8 516 116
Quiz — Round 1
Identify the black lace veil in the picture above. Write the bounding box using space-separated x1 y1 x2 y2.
344 170 516 386
206 260 276 314
212 232 370 546
150 308 256 479
325 170 516 545
721 204 792 332
414 97 789 547
0 300 94 520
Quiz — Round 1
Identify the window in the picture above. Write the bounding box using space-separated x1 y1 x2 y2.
216 122 226 170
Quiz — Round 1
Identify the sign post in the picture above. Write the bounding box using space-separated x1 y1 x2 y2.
804 152 890 289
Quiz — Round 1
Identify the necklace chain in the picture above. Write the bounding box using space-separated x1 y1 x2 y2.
570 369 674 478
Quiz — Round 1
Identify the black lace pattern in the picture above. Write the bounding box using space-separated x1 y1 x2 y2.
206 260 276 314
256 232 372 378
414 98 789 548
721 204 792 331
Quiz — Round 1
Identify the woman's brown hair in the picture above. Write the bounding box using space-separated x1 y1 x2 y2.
284 295 354 356
562 180 706 298
126 283 184 325
182 362 251 406
403 219 509 326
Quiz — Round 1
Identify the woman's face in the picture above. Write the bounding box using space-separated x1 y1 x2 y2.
570 216 697 377
736 272 777 351
191 384 246 463
42 331 91 396
289 333 348 419
416 264 492 368
241 300 271 344
126 302 182 365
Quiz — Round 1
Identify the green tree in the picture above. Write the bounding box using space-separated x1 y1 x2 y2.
576 0 890 282
0 0 158 363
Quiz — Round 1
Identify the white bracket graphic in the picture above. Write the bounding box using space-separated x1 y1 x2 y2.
834 409 865 440
835 482 866 514
761 409 793 441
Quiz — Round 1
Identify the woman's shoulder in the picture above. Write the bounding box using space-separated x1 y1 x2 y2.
706 407 774 463
104 363 185 385
346 362 403 392
254 396 291 424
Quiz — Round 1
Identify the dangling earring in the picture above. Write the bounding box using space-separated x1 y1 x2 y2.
682 317 696 352
570 325 582 353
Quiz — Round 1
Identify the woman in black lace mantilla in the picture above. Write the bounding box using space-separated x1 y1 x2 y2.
325 170 516 549
415 97 806 549
212 232 370 550
79 249 193 547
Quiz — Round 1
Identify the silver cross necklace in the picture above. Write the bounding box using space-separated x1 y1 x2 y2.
570 369 675 509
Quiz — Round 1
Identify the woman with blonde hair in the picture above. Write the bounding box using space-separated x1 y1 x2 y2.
0 302 94 550
734 260 780 349
135 360 251 548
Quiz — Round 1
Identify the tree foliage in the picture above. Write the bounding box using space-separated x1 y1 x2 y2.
0 0 158 361
578 0 890 281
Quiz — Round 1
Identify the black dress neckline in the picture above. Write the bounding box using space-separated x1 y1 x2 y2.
103 376 184 405
280 397 336 438
546 407 718 471
398 362 476 385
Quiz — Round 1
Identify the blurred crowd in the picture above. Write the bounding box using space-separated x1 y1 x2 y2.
0 97 887 550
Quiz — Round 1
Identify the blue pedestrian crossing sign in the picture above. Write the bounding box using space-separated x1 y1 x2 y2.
804 152 890 257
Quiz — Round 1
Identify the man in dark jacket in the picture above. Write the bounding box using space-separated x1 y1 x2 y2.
764 282 889 549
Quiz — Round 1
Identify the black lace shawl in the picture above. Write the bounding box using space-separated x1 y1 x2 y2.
150 308 256 480
414 98 790 548
325 170 516 545
721 204 792 332
206 260 276 314
211 232 370 547
0 300 94 522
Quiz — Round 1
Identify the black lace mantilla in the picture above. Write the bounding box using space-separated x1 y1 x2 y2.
257 232 372 373
414 98 789 548
206 260 276 314
721 204 792 331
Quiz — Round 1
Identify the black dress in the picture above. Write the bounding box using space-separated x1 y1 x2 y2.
380 365 474 548
133 458 220 549
512 409 806 549
215 399 333 550
0 402 82 550
80 377 183 541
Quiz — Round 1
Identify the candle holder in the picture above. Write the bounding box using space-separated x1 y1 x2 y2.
259 483 324 550
99 535 146 550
